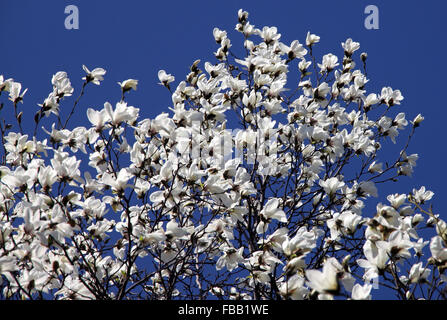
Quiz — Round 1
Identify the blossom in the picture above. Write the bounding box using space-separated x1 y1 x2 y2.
279 40 307 60
341 38 360 56
118 79 138 92
380 86 403 106
408 262 430 283
87 107 110 131
298 58 312 73
430 236 447 263
280 275 308 300
351 283 372 300
363 93 379 108
8 81 28 103
357 240 389 281
101 168 133 193
306 31 320 47
158 70 175 88
0 75 13 92
318 53 339 73
411 186 434 204
412 114 424 127
319 177 345 196
213 28 227 43
216 246 245 271
82 65 106 85
104 101 139 126
38 92 60 116
237 9 249 23
368 161 383 173
257 198 287 234
258 26 281 44
357 180 378 198
52 71 73 97
306 257 354 295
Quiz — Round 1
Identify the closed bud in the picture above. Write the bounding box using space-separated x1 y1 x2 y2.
361 52 368 62
412 114 424 127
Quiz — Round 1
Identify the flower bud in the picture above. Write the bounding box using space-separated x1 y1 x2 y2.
412 114 424 127
360 52 368 62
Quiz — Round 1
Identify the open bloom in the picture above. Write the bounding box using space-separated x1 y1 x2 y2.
357 240 388 281
158 70 175 88
118 79 138 92
0 75 13 92
82 65 106 85
8 81 28 103
319 177 345 197
257 198 287 234
104 101 139 126
408 262 431 284
306 31 320 46
430 236 447 263
279 40 307 60
216 246 245 271
318 53 339 73
341 38 360 56
306 257 354 295
380 87 403 106
351 283 372 300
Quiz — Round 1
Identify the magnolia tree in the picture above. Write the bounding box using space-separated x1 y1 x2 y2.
0 9 446 300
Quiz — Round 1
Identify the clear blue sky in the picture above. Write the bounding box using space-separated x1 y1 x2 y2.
0 0 446 299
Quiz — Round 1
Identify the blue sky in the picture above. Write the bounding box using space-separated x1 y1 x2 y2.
0 0 446 299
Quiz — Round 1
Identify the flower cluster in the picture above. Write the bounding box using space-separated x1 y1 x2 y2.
0 9 444 300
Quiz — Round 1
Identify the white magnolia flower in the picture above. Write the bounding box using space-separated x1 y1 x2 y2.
357 240 388 281
430 236 447 263
351 283 372 300
411 186 434 204
8 81 28 103
319 177 345 196
104 101 139 126
357 180 378 198
298 58 312 73
368 161 383 173
82 65 106 85
257 198 287 234
279 40 307 60
158 70 175 88
306 257 354 295
318 53 339 73
87 107 110 131
118 79 138 92
216 246 245 271
165 220 190 241
213 28 227 43
258 26 281 44
52 71 73 97
0 75 13 92
363 93 379 108
38 92 60 116
387 193 407 209
280 275 308 300
380 86 403 106
101 168 133 193
412 113 424 127
341 38 360 56
306 31 320 46
409 262 430 284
